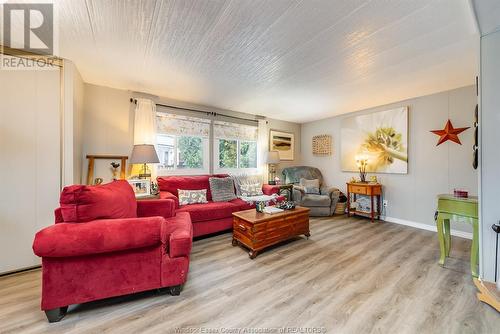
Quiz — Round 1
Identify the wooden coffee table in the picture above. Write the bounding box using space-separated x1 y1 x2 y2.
232 206 310 259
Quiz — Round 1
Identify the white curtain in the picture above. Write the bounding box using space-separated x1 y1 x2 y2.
134 98 157 145
257 119 269 183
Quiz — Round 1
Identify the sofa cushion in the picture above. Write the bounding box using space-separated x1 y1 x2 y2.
178 189 208 205
177 201 240 223
209 177 236 202
230 198 255 211
301 194 331 207
157 175 228 201
59 180 137 223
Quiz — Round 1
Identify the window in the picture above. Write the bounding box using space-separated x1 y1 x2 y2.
156 113 210 174
214 121 258 172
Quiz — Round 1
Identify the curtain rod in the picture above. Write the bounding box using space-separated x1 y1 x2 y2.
130 98 260 124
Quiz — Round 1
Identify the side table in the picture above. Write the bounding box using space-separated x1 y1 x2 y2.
346 182 382 222
436 194 478 277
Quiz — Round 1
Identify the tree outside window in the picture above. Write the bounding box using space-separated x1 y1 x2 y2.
239 141 257 168
177 136 203 169
219 139 237 168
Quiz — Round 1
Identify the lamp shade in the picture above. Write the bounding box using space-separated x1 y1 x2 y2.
265 151 280 164
129 144 160 164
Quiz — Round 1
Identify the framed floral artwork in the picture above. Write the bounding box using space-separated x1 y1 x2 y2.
341 107 408 174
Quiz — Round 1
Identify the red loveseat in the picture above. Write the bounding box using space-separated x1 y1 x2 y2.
32 180 192 322
157 175 281 237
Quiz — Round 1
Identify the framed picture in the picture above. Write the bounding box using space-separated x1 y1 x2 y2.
128 179 151 197
270 130 294 161
341 107 408 174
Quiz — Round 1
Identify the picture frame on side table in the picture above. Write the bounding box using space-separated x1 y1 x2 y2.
128 179 151 197
270 130 294 161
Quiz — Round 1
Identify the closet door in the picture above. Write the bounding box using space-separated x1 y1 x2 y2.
0 64 61 274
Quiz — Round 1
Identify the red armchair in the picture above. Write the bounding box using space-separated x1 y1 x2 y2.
32 180 192 322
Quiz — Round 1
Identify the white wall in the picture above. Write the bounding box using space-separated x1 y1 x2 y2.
301 86 478 234
0 62 61 274
82 83 301 183
62 60 85 185
479 30 500 282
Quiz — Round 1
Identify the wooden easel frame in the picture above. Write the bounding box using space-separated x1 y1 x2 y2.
86 155 128 185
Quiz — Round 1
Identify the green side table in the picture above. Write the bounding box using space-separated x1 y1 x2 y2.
436 194 478 277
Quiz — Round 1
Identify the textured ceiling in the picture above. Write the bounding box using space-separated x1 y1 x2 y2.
56 0 479 123
471 0 500 36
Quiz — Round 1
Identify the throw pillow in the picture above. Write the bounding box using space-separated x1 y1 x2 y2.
300 178 320 194
209 177 236 202
232 174 264 196
240 183 264 197
178 189 208 205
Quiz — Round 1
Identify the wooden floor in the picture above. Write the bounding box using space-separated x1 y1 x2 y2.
1 216 498 334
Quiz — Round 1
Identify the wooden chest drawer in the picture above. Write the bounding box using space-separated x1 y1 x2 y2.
349 185 367 194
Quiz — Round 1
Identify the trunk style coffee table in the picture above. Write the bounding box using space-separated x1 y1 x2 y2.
232 206 310 259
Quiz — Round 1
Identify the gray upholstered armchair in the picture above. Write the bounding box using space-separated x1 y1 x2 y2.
282 166 340 216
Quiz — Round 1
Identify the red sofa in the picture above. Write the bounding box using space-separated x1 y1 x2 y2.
157 175 281 237
32 180 192 322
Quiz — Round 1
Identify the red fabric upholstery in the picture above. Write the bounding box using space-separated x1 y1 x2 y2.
32 185 193 313
262 184 280 195
54 208 64 224
59 180 137 223
177 201 240 223
137 199 175 218
33 217 164 258
166 212 193 258
40 246 162 310
159 191 180 208
157 174 228 201
193 217 233 238
230 198 255 210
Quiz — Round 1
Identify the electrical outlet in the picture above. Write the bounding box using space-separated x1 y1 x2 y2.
383 200 388 207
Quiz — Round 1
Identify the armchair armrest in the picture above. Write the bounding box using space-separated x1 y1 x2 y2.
137 199 176 219
321 186 341 210
262 184 280 195
160 191 179 208
292 185 305 203
163 212 192 258
33 217 164 258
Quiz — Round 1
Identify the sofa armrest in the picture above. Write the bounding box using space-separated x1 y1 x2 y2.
262 184 280 195
137 199 176 218
163 212 192 258
33 217 164 258
160 191 179 208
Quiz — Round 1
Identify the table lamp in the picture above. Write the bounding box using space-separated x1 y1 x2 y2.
266 151 280 185
130 144 160 179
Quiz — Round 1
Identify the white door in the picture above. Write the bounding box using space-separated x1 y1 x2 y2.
0 61 61 274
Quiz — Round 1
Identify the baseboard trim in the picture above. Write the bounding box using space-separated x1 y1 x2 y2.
382 216 472 240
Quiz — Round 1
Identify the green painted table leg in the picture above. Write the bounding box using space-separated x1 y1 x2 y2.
471 219 479 278
444 219 451 257
436 215 446 266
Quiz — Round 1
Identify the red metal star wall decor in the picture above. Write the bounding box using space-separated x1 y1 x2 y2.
430 119 470 146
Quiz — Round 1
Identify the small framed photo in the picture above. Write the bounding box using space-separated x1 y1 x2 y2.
128 179 150 197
